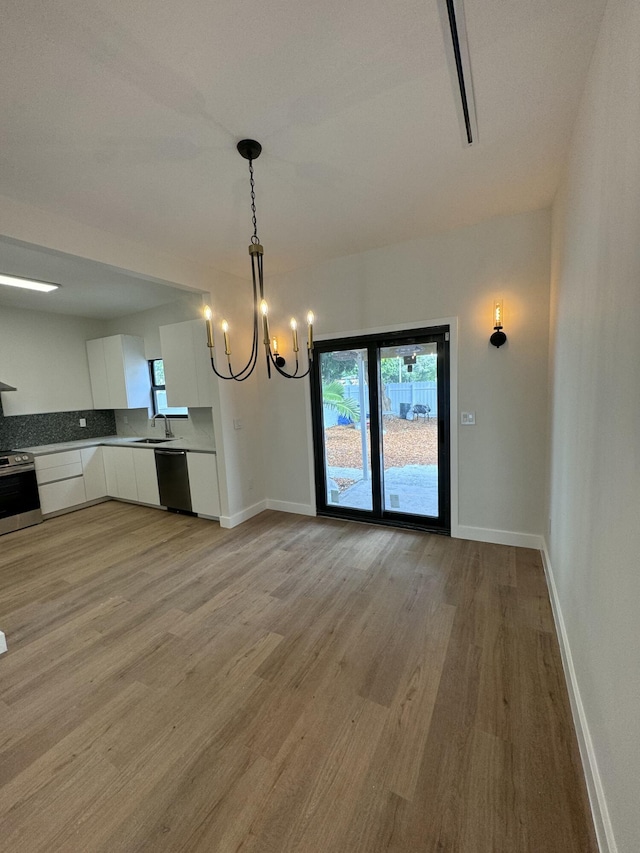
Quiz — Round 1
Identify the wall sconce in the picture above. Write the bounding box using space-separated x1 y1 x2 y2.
272 337 285 368
490 299 507 348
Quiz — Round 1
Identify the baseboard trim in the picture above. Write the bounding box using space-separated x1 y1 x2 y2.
265 500 315 517
540 540 617 853
453 524 544 550
219 500 267 529
0 630 7 655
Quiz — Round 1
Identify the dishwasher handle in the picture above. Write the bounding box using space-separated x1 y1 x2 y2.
155 449 187 456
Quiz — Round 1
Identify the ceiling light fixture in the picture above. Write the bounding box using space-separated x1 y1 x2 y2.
204 139 314 381
0 273 60 293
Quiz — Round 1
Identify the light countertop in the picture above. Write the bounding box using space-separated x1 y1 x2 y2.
17 436 216 456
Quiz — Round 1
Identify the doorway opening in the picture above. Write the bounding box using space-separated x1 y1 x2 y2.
310 326 450 533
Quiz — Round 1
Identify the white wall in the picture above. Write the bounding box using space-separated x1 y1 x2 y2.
0 306 106 415
104 294 204 359
548 1 640 850
263 208 551 539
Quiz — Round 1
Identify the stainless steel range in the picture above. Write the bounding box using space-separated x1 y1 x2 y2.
0 451 43 535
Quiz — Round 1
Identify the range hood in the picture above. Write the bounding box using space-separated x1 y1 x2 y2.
0 381 17 392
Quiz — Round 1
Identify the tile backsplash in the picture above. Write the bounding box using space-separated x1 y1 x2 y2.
0 398 116 449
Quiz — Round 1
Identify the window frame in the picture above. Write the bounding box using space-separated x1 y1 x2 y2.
149 359 189 419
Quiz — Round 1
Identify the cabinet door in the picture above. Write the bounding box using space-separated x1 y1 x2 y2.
86 339 110 409
102 446 119 497
102 446 137 500
186 453 220 517
81 446 107 500
133 450 160 506
88 335 150 410
103 336 129 409
122 336 152 409
114 447 137 501
160 320 211 408
39 477 87 515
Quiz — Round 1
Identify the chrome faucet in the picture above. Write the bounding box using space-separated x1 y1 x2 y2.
152 413 175 438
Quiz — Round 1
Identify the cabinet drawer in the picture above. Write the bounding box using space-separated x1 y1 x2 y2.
39 477 87 515
36 461 83 485
35 450 82 471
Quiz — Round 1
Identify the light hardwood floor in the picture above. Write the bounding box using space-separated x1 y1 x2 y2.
0 502 597 852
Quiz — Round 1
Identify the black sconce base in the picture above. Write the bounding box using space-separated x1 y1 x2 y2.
490 329 507 348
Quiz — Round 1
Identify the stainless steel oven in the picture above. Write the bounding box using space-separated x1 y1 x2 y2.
0 451 43 535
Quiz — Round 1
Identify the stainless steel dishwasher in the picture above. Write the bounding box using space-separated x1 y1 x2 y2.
154 449 193 513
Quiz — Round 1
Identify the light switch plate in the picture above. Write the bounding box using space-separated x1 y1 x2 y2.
461 411 476 425
79 418 87 427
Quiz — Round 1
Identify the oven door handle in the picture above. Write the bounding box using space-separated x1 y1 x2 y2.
0 463 36 477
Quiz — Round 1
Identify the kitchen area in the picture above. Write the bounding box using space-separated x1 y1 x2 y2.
0 240 225 542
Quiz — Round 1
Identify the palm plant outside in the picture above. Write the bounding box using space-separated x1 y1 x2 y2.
322 380 360 421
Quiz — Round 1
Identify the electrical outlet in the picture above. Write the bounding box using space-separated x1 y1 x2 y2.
123 416 128 424
233 418 243 430
461 411 476 425
79 418 87 427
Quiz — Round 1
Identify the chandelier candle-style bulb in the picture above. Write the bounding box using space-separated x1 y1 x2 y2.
204 305 214 348
306 311 315 350
221 320 231 355
290 318 299 353
260 300 270 346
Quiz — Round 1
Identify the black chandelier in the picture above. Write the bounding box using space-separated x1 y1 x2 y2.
204 139 314 381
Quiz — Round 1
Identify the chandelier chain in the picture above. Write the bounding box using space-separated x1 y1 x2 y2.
249 159 259 244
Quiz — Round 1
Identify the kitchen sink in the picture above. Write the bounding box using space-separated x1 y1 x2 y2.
133 438 174 444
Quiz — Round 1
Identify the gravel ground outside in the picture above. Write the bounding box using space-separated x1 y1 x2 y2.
325 415 438 490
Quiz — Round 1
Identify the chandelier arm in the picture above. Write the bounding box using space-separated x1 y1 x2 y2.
208 295 259 381
209 356 243 381
210 250 262 381
209 317 259 380
267 347 311 379
224 312 260 380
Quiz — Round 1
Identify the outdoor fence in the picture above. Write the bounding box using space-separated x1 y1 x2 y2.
323 381 438 427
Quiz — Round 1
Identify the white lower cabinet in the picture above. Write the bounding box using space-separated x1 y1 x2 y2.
102 446 160 506
80 446 107 500
38 477 87 515
133 450 160 506
186 453 220 517
36 449 88 515
35 443 217 520
102 446 136 501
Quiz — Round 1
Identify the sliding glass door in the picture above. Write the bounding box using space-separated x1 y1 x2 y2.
311 327 450 533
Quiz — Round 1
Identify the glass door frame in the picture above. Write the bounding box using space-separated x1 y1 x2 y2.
310 325 450 534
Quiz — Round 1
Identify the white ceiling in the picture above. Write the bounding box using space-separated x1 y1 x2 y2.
0 237 201 319
0 0 607 284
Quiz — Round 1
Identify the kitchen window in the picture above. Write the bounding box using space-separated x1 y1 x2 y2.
149 359 188 418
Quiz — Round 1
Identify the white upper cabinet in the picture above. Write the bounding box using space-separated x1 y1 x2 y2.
159 319 212 408
86 334 150 410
